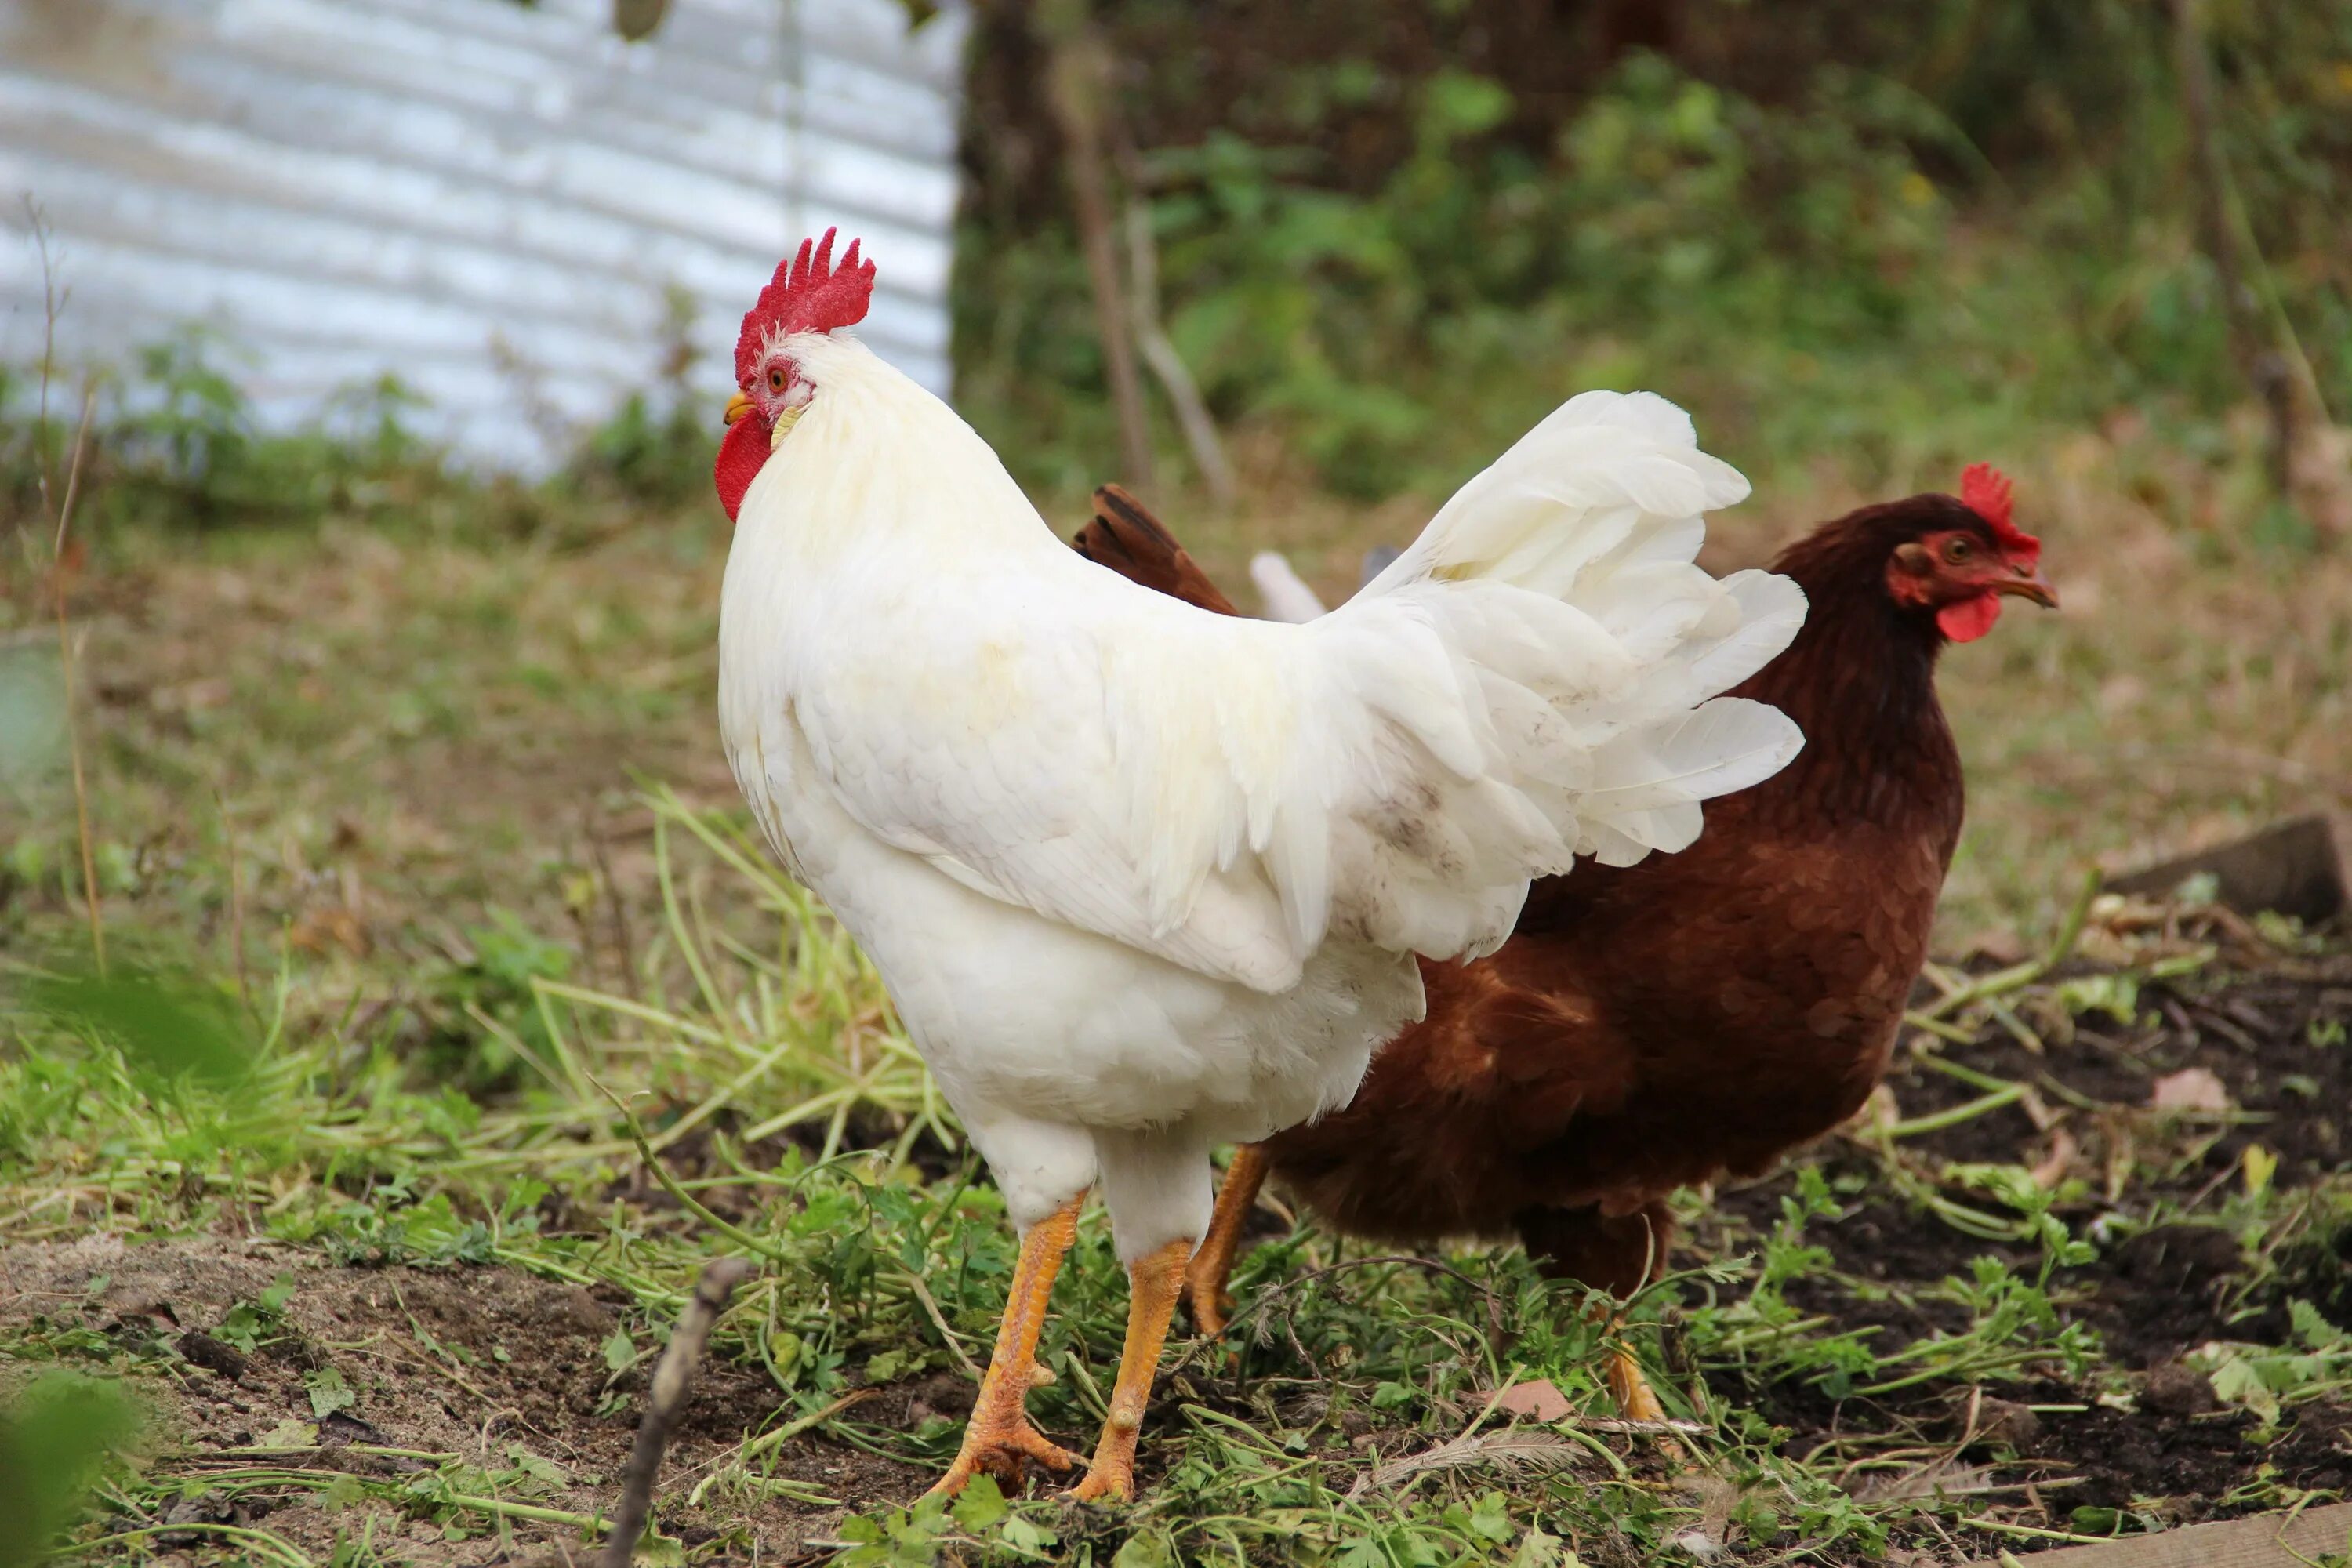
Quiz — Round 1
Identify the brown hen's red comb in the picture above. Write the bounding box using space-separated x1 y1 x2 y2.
734 228 877 386
1959 462 2038 566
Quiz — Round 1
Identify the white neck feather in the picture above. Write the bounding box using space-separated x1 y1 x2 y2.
733 333 1054 569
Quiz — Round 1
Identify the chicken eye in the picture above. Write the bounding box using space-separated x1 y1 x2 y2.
767 366 789 394
1943 537 1973 564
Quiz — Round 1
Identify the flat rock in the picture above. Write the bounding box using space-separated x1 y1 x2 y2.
2109 814 2346 924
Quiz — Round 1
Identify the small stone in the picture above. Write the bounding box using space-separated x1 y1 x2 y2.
177 1331 249 1381
1973 1398 2042 1450
2143 1362 2220 1417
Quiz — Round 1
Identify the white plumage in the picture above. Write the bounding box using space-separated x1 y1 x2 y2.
1249 550 1329 622
718 332 1806 1265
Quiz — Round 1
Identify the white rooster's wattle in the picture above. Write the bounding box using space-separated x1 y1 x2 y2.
713 232 1808 1501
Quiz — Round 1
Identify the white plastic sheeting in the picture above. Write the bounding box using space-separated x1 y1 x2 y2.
0 0 966 466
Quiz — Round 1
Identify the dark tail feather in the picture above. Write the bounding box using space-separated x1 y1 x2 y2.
1072 485 1242 616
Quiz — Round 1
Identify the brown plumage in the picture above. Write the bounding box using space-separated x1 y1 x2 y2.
1072 481 2056 1379
1072 484 1239 615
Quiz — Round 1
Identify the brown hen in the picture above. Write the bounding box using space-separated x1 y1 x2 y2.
1072 472 2055 1416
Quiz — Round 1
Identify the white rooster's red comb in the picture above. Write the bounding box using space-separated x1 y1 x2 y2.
1958 463 2038 565
734 228 877 386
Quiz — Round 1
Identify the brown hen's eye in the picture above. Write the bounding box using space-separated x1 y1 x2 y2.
768 367 788 394
1944 537 1973 563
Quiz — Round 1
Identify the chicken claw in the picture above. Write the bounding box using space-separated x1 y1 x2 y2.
1182 1144 1269 1334
931 1413 1076 1497
1066 1236 1193 1502
927 1196 1083 1499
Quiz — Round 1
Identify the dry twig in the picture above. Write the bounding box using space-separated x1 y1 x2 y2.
49 397 104 971
21 198 107 970
597 1256 755 1568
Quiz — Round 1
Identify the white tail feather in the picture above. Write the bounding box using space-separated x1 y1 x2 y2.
1250 552 1329 623
1298 390 1804 962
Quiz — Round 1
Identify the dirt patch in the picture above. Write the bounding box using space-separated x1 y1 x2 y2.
2030 1396 2352 1516
0 1234 924 1563
1701 956 2352 1541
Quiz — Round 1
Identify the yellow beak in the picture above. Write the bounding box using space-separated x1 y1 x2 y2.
724 390 753 426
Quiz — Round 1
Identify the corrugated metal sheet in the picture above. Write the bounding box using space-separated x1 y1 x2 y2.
0 0 967 467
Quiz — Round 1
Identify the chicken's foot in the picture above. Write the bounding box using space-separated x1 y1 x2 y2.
1183 1143 1269 1334
1519 1203 1675 1425
1066 1236 1192 1502
1604 1338 1668 1423
927 1195 1083 1499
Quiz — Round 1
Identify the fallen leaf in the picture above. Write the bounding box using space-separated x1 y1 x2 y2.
1493 1379 1571 1421
2189 1345 2278 1424
258 1417 317 1449
305 1367 355 1419
2149 1066 2231 1114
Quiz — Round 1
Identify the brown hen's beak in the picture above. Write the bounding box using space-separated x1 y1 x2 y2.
1996 563 2059 609
723 390 753 426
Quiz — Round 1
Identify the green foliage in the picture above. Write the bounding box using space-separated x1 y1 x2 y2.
1688 1157 2103 1407
0 332 454 537
567 387 714 508
958 13 2352 504
0 1374 140 1568
18 964 252 1088
561 285 718 508
0 649 65 798
213 1276 297 1356
0 314 720 551
412 908 576 1092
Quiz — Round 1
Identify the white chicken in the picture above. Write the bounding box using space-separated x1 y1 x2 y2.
711 232 1808 1500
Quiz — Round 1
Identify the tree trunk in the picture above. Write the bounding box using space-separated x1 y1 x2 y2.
1042 16 1156 488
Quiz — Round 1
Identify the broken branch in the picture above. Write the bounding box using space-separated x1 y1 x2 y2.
598 1256 755 1568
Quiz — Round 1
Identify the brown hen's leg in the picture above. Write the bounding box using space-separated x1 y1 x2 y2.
1516 1201 1673 1422
1066 1236 1192 1501
927 1196 1083 1499
1183 1143 1269 1334
1603 1337 1669 1422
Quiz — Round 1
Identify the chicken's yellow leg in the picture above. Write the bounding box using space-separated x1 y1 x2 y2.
1604 1334 1668 1423
1183 1143 1269 1334
927 1196 1083 1499
1066 1236 1192 1502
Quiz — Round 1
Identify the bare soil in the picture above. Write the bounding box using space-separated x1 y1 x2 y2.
0 1235 926 1564
1708 952 2352 1540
